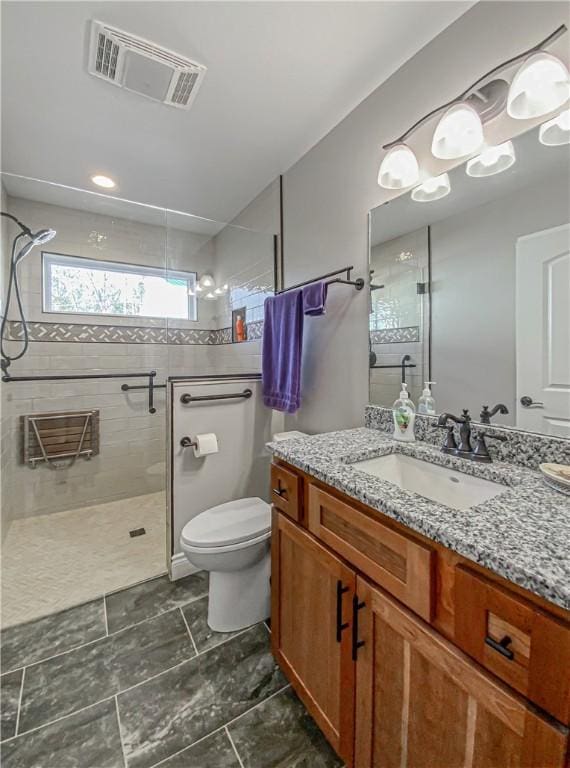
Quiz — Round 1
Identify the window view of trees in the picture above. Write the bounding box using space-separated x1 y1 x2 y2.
43 254 196 320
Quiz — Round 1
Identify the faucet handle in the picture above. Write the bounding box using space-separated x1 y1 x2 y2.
438 424 457 454
473 430 508 462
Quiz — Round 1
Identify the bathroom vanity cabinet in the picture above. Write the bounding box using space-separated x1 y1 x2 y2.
270 459 570 768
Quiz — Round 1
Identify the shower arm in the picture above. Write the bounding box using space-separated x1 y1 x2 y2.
0 211 33 237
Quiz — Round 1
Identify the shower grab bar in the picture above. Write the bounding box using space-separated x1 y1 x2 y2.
180 388 253 404
2 370 159 414
370 355 416 384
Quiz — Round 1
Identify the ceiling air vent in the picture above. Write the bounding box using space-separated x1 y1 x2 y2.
88 20 207 110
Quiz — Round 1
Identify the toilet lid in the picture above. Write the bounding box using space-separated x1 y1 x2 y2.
181 497 271 548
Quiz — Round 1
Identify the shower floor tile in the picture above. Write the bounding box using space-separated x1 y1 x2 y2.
0 573 342 768
1 491 166 628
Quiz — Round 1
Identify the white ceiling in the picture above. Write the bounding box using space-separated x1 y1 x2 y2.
1 1 472 223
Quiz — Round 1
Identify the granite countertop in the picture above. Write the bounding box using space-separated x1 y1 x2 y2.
268 428 570 611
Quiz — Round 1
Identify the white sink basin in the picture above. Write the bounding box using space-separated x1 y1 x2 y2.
351 453 506 511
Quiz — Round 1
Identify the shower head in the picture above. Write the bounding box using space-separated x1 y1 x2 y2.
31 228 57 245
1 213 57 247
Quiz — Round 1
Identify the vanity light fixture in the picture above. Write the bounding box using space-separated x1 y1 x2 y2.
466 140 516 177
214 284 228 295
377 25 567 189
91 174 116 189
431 103 484 160
411 173 451 203
203 291 217 300
539 108 570 146
507 52 570 120
377 143 419 189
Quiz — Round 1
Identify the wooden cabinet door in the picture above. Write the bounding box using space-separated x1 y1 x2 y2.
271 510 356 765
354 577 569 768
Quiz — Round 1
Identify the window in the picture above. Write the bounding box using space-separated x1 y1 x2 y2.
43 253 197 321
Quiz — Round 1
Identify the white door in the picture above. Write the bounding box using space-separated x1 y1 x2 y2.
516 224 570 436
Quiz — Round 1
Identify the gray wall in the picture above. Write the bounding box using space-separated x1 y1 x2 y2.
280 1 570 434
431 170 570 423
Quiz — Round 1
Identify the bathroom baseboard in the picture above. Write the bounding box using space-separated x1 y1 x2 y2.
170 552 201 581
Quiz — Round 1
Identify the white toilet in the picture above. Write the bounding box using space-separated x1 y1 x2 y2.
180 497 271 632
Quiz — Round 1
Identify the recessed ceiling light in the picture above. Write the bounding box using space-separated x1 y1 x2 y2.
91 174 116 189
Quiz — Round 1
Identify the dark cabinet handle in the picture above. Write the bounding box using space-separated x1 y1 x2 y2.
485 635 514 660
352 594 366 660
336 580 349 643
272 483 287 499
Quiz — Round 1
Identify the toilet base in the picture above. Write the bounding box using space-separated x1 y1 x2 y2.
207 553 270 632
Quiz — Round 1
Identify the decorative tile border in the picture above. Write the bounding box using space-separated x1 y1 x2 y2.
370 326 419 344
365 405 570 470
7 320 264 347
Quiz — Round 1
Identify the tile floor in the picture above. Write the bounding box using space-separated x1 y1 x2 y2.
1 492 167 627
0 573 342 768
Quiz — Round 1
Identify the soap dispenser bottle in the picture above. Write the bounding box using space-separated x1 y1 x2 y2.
418 381 437 415
392 383 416 442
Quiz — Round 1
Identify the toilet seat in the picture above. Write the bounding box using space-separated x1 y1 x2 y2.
181 497 271 550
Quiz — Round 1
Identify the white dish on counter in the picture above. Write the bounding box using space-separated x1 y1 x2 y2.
540 463 570 488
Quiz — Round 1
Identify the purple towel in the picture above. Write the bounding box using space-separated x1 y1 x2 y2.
302 281 328 316
262 290 304 413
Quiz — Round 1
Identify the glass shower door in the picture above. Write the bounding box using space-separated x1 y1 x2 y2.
0 175 169 626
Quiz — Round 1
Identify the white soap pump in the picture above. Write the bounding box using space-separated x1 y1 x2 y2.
392 383 416 442
418 381 437 415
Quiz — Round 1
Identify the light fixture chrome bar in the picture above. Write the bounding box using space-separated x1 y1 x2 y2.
382 24 568 150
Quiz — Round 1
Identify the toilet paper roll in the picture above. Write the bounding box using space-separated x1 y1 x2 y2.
193 433 219 458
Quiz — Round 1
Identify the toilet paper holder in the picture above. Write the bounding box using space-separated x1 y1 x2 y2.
180 436 198 449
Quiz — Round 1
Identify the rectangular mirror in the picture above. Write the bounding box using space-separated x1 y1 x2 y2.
369 123 570 437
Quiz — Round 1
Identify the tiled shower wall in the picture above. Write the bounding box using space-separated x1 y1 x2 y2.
369 226 430 406
0 184 278 527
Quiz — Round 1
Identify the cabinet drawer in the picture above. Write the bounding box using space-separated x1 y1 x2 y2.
455 566 570 724
271 463 302 522
308 484 434 622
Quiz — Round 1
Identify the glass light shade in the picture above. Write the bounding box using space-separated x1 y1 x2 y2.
507 52 570 120
377 143 419 189
411 173 451 203
431 103 484 159
194 284 203 293
539 109 570 146
466 141 516 177
199 274 215 288
204 291 217 300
